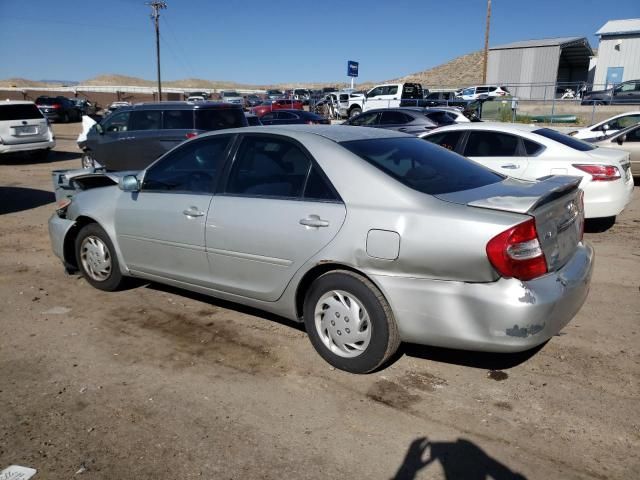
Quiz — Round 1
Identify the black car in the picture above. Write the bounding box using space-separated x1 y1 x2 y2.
35 96 81 122
81 102 247 170
581 79 640 105
259 110 330 125
343 108 439 135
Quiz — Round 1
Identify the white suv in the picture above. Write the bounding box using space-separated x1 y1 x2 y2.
0 101 55 159
458 85 510 100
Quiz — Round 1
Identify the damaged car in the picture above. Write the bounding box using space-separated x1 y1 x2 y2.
49 125 594 373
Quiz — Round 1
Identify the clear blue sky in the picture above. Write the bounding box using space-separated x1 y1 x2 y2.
1 0 638 85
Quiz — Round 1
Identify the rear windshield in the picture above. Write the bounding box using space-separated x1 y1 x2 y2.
195 108 247 130
0 104 44 120
341 137 502 195
36 97 58 105
533 128 596 151
401 84 423 100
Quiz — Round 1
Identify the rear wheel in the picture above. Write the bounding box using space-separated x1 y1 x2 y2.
62 112 70 123
75 223 126 291
303 270 400 373
349 107 361 118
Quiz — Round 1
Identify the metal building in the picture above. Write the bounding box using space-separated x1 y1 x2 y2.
486 37 593 99
593 19 640 88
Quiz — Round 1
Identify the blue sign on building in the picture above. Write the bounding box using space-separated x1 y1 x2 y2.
347 61 359 78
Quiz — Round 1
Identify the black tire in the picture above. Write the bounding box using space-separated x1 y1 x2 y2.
63 112 70 123
584 216 616 233
303 270 400 374
349 107 361 118
75 223 126 291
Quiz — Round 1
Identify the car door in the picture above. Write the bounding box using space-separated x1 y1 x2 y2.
205 134 346 301
363 86 386 111
159 108 195 153
612 81 638 104
123 109 165 170
462 130 529 178
88 111 131 169
612 125 640 176
114 135 234 285
423 130 464 152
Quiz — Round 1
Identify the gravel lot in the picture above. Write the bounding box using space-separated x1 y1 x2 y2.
1 122 639 480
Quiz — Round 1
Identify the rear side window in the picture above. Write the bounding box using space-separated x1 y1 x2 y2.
341 137 502 195
226 136 311 199
304 166 339 201
129 110 161 131
163 110 193 129
401 84 423 99
195 108 247 131
348 112 379 126
424 111 456 125
0 104 44 120
380 111 412 125
424 131 463 151
533 128 595 151
464 131 519 156
523 139 544 156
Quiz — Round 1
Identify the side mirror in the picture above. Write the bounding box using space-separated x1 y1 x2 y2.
119 175 140 192
616 135 626 146
95 123 104 135
602 124 610 131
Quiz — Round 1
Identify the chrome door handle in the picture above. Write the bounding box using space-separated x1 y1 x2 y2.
501 164 519 169
299 215 329 228
183 207 205 217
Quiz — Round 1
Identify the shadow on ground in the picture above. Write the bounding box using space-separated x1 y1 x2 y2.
1 150 79 165
0 186 55 215
393 436 527 480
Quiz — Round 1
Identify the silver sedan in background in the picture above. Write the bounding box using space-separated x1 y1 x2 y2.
49 126 594 373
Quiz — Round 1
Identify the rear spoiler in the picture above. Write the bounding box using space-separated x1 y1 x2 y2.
436 175 582 215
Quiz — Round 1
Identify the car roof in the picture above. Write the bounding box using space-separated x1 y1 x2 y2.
199 124 407 143
122 101 243 111
0 100 38 106
430 122 542 134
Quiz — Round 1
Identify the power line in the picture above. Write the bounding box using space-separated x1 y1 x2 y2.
145 1 167 100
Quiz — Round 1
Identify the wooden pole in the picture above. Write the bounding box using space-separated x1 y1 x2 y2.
482 0 492 84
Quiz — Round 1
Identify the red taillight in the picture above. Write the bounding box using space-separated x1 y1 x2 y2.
486 218 547 281
572 164 620 181
52 103 61 109
185 132 198 139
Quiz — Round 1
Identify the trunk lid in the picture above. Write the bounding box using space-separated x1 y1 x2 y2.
585 146 632 181
436 175 584 273
0 103 51 145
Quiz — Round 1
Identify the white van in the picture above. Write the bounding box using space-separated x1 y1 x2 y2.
0 101 55 160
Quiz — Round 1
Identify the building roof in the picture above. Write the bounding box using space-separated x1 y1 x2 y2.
596 18 640 36
490 36 590 51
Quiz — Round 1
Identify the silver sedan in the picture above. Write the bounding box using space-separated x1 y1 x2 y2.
49 126 594 373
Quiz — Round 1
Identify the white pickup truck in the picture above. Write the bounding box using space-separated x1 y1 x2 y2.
340 82 424 118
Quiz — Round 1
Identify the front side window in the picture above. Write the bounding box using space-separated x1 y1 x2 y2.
129 110 161 131
462 88 474 96
464 131 519 157
368 87 384 98
226 136 312 198
101 111 130 133
623 126 640 142
143 136 232 194
341 137 502 195
276 111 298 120
386 86 398 96
608 114 640 130
348 112 379 126
261 113 275 121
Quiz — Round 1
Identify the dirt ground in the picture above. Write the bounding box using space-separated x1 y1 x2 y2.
1 122 639 480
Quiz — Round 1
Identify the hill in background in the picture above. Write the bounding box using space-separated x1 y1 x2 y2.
1 50 485 90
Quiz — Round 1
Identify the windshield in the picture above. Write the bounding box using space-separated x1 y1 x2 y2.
340 137 502 195
533 128 596 151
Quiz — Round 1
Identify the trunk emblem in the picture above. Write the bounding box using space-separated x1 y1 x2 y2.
22 120 27 125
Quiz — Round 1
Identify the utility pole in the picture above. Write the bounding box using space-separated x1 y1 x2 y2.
146 1 167 101
482 0 492 84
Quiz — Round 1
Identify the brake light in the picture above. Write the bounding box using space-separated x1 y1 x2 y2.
185 132 198 139
52 104 61 109
486 218 547 281
572 164 620 181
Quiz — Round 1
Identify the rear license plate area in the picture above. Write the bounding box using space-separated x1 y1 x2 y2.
14 125 39 136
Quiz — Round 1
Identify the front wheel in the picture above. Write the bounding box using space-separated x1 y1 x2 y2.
349 107 361 118
303 270 400 373
75 223 126 291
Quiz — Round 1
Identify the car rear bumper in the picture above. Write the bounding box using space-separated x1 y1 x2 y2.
371 242 594 353
48 214 76 266
0 139 55 154
582 174 634 218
